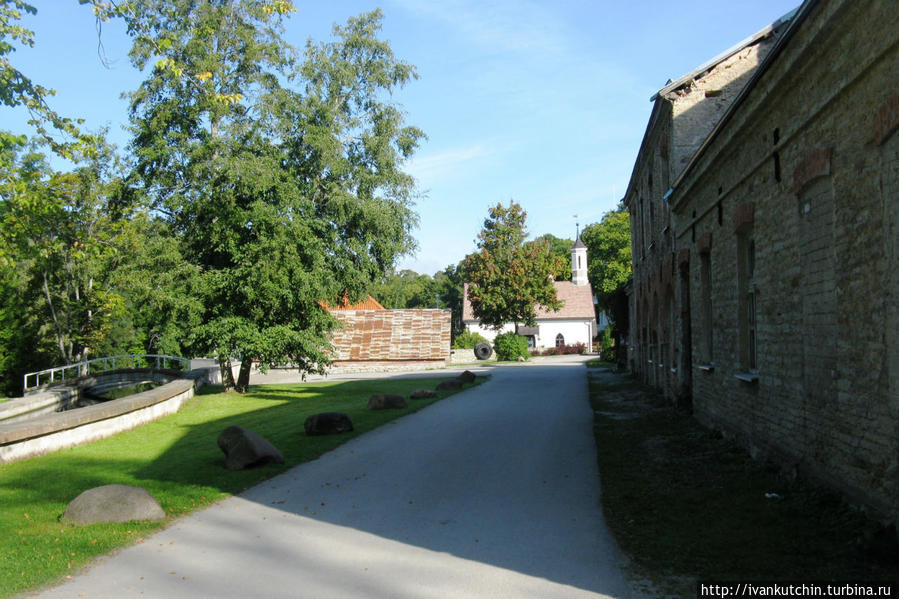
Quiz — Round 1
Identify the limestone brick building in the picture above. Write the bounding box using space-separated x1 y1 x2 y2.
626 0 898 524
625 10 793 399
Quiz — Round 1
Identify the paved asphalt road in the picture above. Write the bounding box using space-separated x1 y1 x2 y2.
35 355 629 598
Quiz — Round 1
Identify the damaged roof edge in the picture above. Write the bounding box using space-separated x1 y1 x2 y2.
668 0 817 211
650 6 799 102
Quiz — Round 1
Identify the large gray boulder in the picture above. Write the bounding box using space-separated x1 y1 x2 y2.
64 485 165 524
305 412 354 436
217 425 284 470
366 393 407 410
410 389 437 400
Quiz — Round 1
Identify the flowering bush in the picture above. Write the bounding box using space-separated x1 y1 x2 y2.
532 343 586 356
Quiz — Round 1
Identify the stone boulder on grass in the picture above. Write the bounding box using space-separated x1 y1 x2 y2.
305 412 354 436
410 389 437 400
64 484 165 524
366 393 407 410
436 379 462 390
457 370 477 384
217 425 284 471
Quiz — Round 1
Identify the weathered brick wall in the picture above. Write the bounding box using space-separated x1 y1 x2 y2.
670 0 898 519
329 309 451 362
627 27 784 399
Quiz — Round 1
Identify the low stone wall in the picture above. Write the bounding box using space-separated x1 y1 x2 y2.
448 349 497 364
0 369 206 463
327 360 448 375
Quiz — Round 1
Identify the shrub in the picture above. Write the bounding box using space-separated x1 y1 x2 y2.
597 328 615 360
493 332 529 361
452 330 489 349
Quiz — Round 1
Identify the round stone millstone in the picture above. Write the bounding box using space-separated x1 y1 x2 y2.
64 484 165 524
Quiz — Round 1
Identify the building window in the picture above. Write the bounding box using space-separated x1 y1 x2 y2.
738 233 757 371
555 333 565 347
699 251 713 363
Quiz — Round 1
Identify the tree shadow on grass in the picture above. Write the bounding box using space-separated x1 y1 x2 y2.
5 370 626 597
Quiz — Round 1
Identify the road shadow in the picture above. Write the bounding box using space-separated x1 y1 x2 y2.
124 360 626 597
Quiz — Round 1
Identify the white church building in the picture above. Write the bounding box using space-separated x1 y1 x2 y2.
462 237 598 350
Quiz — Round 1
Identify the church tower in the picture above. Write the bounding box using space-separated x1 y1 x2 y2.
571 234 588 286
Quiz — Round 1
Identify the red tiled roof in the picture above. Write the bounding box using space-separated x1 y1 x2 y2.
462 281 595 322
319 294 386 311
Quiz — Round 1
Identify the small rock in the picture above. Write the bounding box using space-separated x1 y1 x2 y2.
457 370 476 384
366 393 407 410
305 412 354 435
64 485 165 524
516 356 525 362
410 389 437 400
436 379 462 390
217 426 284 470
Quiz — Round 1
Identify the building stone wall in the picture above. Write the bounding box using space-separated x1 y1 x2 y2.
626 19 787 400
668 0 898 520
329 309 451 363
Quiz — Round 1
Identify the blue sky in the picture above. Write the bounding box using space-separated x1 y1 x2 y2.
1 0 800 275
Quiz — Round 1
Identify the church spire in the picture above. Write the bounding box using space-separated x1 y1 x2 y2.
571 231 588 286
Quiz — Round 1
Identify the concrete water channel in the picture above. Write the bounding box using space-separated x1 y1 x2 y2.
0 362 206 463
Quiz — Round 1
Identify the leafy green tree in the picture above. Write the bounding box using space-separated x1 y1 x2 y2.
532 233 573 281
370 269 434 309
462 201 563 330
0 255 47 396
112 2 424 390
0 142 132 366
432 263 464 336
105 214 203 357
581 207 632 359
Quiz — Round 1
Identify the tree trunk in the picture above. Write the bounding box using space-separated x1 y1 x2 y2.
236 358 253 393
219 356 236 391
42 271 68 363
614 330 626 371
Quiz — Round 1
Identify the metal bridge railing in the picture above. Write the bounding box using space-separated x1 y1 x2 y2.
23 354 190 392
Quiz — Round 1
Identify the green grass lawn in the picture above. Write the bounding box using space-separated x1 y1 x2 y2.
0 376 479 597
587 367 896 596
585 358 615 369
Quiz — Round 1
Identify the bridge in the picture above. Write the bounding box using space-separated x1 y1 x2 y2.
23 354 190 392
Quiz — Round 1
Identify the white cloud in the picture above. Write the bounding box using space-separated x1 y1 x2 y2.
390 0 568 56
407 143 495 186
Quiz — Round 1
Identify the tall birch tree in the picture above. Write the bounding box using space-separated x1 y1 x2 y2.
101 1 424 390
